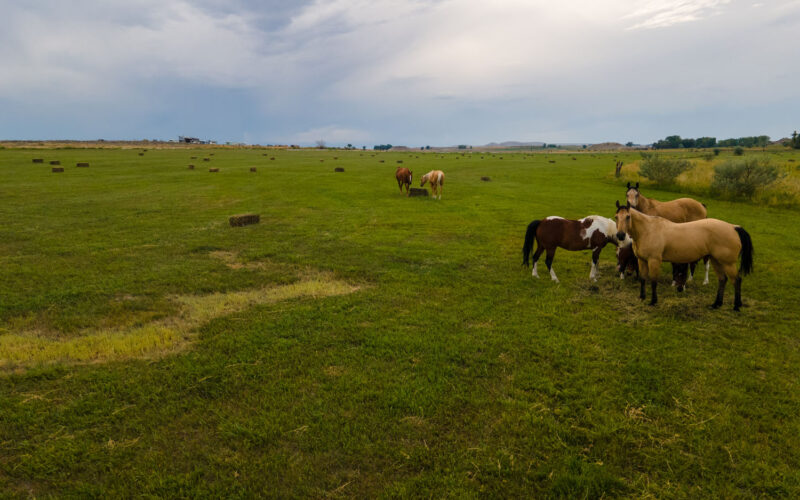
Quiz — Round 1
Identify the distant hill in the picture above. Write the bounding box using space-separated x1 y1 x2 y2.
588 142 628 151
483 141 545 148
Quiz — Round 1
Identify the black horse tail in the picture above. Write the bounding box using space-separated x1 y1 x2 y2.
735 226 753 276
522 220 541 267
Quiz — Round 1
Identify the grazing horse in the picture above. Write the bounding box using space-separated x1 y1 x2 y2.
395 167 412 195
522 215 618 282
614 202 753 310
626 182 710 285
617 238 690 290
420 170 445 199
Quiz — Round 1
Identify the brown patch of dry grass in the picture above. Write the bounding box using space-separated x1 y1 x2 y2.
0 276 359 372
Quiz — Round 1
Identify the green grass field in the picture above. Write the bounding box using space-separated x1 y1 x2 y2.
1 147 799 497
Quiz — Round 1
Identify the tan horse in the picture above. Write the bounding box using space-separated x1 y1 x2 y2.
614 201 753 310
420 170 444 199
626 182 710 284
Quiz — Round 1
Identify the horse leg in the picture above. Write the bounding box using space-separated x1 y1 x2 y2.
734 276 743 311
545 248 558 283
708 258 727 308
703 255 710 285
590 248 601 281
531 246 545 278
647 259 661 306
688 260 697 282
638 258 649 300
438 183 442 199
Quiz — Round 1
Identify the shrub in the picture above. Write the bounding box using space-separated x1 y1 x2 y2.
713 148 721 156
734 147 744 156
711 157 784 199
638 153 693 186
703 152 714 162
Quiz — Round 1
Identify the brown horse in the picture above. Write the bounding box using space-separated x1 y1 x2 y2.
626 182 710 285
420 170 444 199
522 215 618 282
395 167 412 195
614 201 753 310
617 236 690 290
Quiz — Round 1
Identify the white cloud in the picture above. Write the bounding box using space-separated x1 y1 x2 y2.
625 0 731 29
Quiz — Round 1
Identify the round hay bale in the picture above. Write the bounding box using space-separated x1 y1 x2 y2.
32 158 44 163
250 167 257 172
409 187 428 197
481 176 491 181
333 157 338 160
334 167 345 172
229 213 260 227
188 164 195 169
138 152 144 156
52 167 64 173
49 160 60 165
549 160 556 164
270 157 275 160
76 162 89 167
320 159 324 162
191 156 197 159
209 168 219 172
397 160 403 164
379 160 385 163
203 158 210 161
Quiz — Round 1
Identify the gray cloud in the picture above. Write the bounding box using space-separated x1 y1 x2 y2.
0 0 798 144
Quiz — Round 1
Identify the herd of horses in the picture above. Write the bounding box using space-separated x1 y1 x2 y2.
521 182 753 311
393 165 753 311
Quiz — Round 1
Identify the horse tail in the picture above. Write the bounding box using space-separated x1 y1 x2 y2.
522 220 541 267
735 226 753 276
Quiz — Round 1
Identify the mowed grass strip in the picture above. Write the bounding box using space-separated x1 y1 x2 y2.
1 275 358 369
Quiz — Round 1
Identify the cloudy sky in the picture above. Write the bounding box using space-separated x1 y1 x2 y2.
1 0 798 146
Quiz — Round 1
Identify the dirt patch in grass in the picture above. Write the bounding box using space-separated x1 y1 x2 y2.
0 275 359 372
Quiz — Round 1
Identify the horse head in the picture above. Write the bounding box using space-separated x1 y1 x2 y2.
626 182 640 207
420 173 428 187
615 200 632 242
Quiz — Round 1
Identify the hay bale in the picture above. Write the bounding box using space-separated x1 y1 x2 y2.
320 159 324 162
49 160 60 165
229 213 260 227
334 167 345 172
397 160 403 164
209 168 219 172
333 157 338 160
270 157 275 160
138 152 144 156
481 176 491 181
203 158 210 162
188 164 195 169
32 158 44 163
549 160 556 164
409 187 428 197
76 162 89 167
250 167 257 172
191 156 197 159
52 167 64 173
379 160 385 163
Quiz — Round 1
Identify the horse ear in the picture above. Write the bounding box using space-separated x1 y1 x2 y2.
626 201 631 209
616 200 621 209
634 182 639 189
626 182 631 189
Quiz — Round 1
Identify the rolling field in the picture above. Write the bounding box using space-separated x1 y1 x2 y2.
1 147 799 497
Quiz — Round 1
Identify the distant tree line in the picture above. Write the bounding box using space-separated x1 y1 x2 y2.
652 135 771 149
373 144 392 150
792 131 800 149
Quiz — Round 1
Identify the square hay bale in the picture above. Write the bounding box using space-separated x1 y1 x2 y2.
250 167 257 172
32 158 44 163
409 187 428 197
229 213 260 227
49 160 60 165
209 168 219 172
188 164 195 169
76 162 90 167
52 167 64 173
481 176 491 181
334 167 345 172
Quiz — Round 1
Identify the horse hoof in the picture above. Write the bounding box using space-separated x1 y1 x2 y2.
648 301 657 307
703 280 709 285
710 302 722 309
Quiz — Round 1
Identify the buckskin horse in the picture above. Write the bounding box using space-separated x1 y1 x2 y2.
420 170 445 199
395 167 412 195
522 215 619 282
626 182 710 285
614 201 753 310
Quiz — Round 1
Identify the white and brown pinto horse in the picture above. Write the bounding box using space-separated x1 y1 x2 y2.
420 170 445 199
626 182 710 284
395 167 412 195
522 216 618 282
615 202 753 310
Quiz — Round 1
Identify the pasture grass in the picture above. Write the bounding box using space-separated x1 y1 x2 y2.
1 146 799 497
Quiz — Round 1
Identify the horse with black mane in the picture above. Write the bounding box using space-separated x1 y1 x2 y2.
615 201 753 310
626 182 710 285
522 215 618 282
